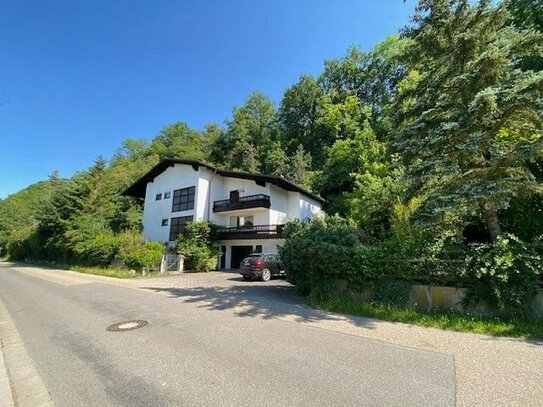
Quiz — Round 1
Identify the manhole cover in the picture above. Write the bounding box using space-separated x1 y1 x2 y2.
107 320 148 332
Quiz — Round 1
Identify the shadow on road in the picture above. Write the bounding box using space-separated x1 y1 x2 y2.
140 282 378 330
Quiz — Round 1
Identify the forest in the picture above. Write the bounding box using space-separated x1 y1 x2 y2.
0 0 542 309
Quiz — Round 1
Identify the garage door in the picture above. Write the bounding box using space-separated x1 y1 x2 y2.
230 246 254 269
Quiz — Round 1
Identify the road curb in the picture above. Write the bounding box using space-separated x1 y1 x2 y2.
0 340 14 407
0 299 54 406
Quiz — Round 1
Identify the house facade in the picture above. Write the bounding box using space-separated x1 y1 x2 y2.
123 159 325 268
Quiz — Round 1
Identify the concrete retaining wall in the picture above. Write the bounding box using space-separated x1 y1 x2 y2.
335 279 543 316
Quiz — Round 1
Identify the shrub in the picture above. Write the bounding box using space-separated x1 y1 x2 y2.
461 234 542 311
118 230 164 272
176 222 220 272
73 229 118 266
389 197 430 258
373 278 413 305
355 241 412 283
280 217 361 296
6 225 43 261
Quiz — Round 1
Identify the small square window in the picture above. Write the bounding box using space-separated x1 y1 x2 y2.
164 191 171 199
161 219 168 226
156 193 162 201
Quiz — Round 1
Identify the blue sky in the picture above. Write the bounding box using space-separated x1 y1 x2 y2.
0 0 416 198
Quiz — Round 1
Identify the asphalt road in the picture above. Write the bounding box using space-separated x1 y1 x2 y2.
0 264 455 406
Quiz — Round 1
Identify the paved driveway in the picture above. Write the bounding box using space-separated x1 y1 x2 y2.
0 262 542 406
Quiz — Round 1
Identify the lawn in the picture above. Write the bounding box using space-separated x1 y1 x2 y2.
310 296 543 340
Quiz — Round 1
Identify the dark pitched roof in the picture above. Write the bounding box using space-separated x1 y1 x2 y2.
122 159 326 204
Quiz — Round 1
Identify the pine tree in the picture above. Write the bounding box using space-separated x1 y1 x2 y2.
395 0 543 241
289 145 312 187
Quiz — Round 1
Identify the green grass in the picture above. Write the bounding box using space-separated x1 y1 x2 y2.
70 266 140 279
5 259 154 279
310 296 543 340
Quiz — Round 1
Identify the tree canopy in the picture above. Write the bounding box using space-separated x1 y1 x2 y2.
1 0 541 266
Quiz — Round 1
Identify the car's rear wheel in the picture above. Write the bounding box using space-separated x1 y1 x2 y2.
261 268 271 282
242 275 251 280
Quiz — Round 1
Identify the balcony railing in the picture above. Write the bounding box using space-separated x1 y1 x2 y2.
216 224 284 240
213 194 271 213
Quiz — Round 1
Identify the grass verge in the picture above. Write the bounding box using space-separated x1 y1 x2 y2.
70 266 140 279
5 260 156 279
310 296 543 340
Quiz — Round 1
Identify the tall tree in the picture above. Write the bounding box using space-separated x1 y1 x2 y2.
150 121 209 161
288 144 312 187
317 119 386 216
279 75 326 162
395 0 543 241
224 91 279 172
320 37 409 140
509 0 543 71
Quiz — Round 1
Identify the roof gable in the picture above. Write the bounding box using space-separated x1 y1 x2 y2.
122 159 325 204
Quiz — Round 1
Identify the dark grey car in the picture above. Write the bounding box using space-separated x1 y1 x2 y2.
239 253 285 281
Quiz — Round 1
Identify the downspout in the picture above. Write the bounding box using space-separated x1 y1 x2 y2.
206 168 218 222
207 168 220 269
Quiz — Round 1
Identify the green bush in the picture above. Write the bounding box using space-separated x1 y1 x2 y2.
373 278 413 305
6 225 43 261
355 242 412 283
73 229 118 266
280 217 361 296
118 230 164 272
461 234 542 311
176 222 220 272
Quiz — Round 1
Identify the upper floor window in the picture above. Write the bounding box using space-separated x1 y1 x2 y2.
164 191 171 199
156 193 162 201
230 215 254 228
172 186 195 212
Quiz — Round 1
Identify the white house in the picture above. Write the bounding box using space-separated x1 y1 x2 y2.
123 159 326 268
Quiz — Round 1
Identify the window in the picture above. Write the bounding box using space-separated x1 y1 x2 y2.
172 186 195 212
155 193 162 201
241 216 254 227
169 216 193 241
230 215 254 228
161 219 168 227
255 245 262 253
164 191 171 199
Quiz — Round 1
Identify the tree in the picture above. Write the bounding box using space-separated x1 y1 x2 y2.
150 121 209 161
395 0 543 241
318 119 386 216
288 144 312 187
279 75 326 162
203 123 228 165
224 91 279 171
320 37 410 141
509 0 543 71
265 141 290 176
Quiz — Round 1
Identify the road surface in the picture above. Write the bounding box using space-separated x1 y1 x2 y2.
0 263 456 406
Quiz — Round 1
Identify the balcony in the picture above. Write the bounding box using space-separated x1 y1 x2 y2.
216 224 284 240
213 194 271 213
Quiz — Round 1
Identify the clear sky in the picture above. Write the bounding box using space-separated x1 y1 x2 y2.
0 0 416 199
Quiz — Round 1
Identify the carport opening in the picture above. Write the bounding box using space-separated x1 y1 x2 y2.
230 245 253 269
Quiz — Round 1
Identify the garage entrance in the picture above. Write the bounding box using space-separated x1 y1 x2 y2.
230 245 253 269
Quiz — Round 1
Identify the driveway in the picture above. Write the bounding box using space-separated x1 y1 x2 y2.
0 262 541 406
